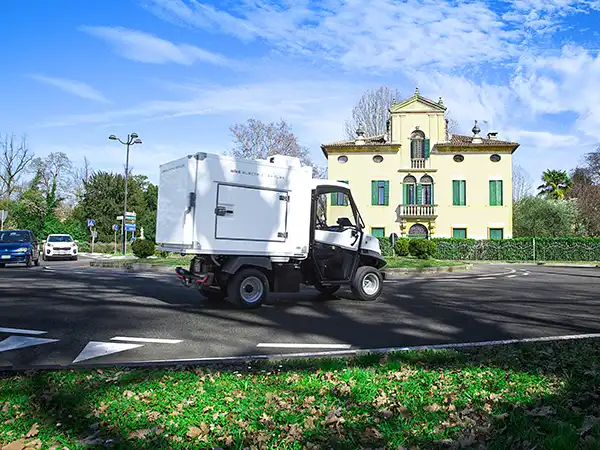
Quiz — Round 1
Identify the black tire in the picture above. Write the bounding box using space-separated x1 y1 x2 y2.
314 283 341 296
351 266 383 301
200 285 226 302
72 256 78 261
227 268 269 309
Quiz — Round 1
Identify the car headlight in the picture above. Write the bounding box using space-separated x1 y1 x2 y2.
15 247 29 253
46 243 53 248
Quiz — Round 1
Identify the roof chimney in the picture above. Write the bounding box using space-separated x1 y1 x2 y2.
355 124 365 145
471 120 483 144
487 131 498 140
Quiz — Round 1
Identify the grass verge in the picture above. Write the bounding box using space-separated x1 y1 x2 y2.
1 339 599 449
384 257 467 269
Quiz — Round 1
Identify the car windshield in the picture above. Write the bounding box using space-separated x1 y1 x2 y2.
0 231 30 243
48 235 73 243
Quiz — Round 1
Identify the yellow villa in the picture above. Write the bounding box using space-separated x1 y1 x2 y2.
321 88 520 240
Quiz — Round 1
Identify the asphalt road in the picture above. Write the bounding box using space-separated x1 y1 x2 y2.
0 260 599 369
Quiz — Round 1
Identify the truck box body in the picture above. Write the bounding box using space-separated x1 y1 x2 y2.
156 152 313 258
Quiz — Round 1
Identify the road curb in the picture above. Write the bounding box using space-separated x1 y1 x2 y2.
535 262 600 268
382 263 472 279
89 261 175 273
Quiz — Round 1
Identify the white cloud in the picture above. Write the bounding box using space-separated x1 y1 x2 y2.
143 0 521 71
27 74 111 103
79 26 233 67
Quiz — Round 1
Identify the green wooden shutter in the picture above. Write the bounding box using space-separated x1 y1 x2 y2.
453 228 466 239
403 184 408 204
497 180 503 206
430 183 435 204
331 192 338 205
416 184 423 204
461 181 466 205
452 180 459 205
371 181 378 205
383 181 389 206
490 228 503 240
371 227 385 238
424 139 431 158
342 180 349 206
489 181 497 206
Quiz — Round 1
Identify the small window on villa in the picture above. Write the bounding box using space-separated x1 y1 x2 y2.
453 154 464 162
373 155 384 163
338 155 348 163
490 154 501 162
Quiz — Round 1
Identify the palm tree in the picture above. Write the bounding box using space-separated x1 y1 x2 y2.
537 169 572 200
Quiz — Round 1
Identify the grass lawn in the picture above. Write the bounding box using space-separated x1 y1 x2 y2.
2 339 599 449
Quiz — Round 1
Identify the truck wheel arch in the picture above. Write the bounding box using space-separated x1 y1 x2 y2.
220 256 273 276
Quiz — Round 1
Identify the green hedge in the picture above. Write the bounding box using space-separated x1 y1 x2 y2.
377 237 394 257
432 237 600 261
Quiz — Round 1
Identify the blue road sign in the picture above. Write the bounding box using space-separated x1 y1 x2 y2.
112 224 119 232
87 219 95 227
125 223 136 232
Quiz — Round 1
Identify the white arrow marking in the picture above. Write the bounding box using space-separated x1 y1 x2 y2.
0 336 59 353
73 341 144 364
0 327 47 335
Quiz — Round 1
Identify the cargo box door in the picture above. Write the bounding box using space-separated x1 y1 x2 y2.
215 185 288 242
156 157 197 246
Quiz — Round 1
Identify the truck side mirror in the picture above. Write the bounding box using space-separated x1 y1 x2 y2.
336 217 353 228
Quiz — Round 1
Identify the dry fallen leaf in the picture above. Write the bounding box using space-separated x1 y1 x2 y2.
187 423 209 440
23 439 42 450
381 409 393 419
122 390 135 398
303 396 315 407
1 402 9 413
424 404 442 412
128 429 151 439
1 439 26 450
25 424 39 438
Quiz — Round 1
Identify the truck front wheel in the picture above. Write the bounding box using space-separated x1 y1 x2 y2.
351 266 383 301
227 268 269 308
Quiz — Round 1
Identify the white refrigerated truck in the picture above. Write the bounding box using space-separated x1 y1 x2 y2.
155 152 386 308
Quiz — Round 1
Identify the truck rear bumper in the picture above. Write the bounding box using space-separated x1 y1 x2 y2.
175 266 214 287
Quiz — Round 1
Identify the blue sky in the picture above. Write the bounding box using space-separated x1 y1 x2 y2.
2 0 600 186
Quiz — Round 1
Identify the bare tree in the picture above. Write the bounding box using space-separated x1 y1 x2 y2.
0 133 34 200
446 117 460 135
344 86 401 139
583 145 600 183
72 156 92 202
29 152 74 204
513 164 533 202
229 118 326 178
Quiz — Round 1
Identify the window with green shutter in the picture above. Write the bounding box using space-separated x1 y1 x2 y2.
331 180 349 206
416 183 423 204
424 138 430 158
371 227 385 238
489 180 503 206
452 228 467 239
452 180 466 206
489 228 504 240
371 180 389 205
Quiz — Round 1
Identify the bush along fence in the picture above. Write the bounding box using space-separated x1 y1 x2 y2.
431 237 600 261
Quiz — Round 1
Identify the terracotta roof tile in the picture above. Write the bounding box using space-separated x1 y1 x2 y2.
437 134 519 147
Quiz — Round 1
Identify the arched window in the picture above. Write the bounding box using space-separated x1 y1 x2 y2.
419 175 434 205
410 130 425 159
403 175 417 205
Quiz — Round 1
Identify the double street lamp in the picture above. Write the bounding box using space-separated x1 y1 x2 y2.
108 133 143 254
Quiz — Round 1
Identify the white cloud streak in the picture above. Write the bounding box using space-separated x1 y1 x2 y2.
79 26 233 67
28 74 111 103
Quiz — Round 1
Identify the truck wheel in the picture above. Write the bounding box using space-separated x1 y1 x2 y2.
314 283 340 296
227 268 269 309
351 266 383 301
200 286 226 302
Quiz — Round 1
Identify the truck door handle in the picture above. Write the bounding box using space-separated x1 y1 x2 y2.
215 206 234 216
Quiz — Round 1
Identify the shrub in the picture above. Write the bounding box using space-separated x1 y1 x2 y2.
131 239 156 259
377 237 394 257
409 238 437 259
394 238 410 256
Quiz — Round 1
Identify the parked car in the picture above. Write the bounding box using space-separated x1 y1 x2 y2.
43 234 78 261
0 229 41 268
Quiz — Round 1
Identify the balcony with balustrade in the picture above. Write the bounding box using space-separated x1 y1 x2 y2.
396 203 438 219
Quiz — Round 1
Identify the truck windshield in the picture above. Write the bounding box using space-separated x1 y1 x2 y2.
0 231 30 243
48 235 73 243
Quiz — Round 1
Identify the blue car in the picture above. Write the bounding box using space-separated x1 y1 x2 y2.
0 229 41 268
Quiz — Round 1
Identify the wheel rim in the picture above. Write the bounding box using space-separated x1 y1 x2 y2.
362 273 380 296
239 276 264 303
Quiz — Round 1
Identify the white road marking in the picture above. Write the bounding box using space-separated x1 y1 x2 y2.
110 337 182 344
136 333 600 366
476 277 496 280
507 274 517 278
0 336 59 353
73 341 144 364
0 327 48 335
257 343 352 349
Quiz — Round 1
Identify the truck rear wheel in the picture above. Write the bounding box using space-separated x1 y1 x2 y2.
227 268 269 308
351 266 383 301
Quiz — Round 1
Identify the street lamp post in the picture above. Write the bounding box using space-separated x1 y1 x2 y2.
108 133 142 255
